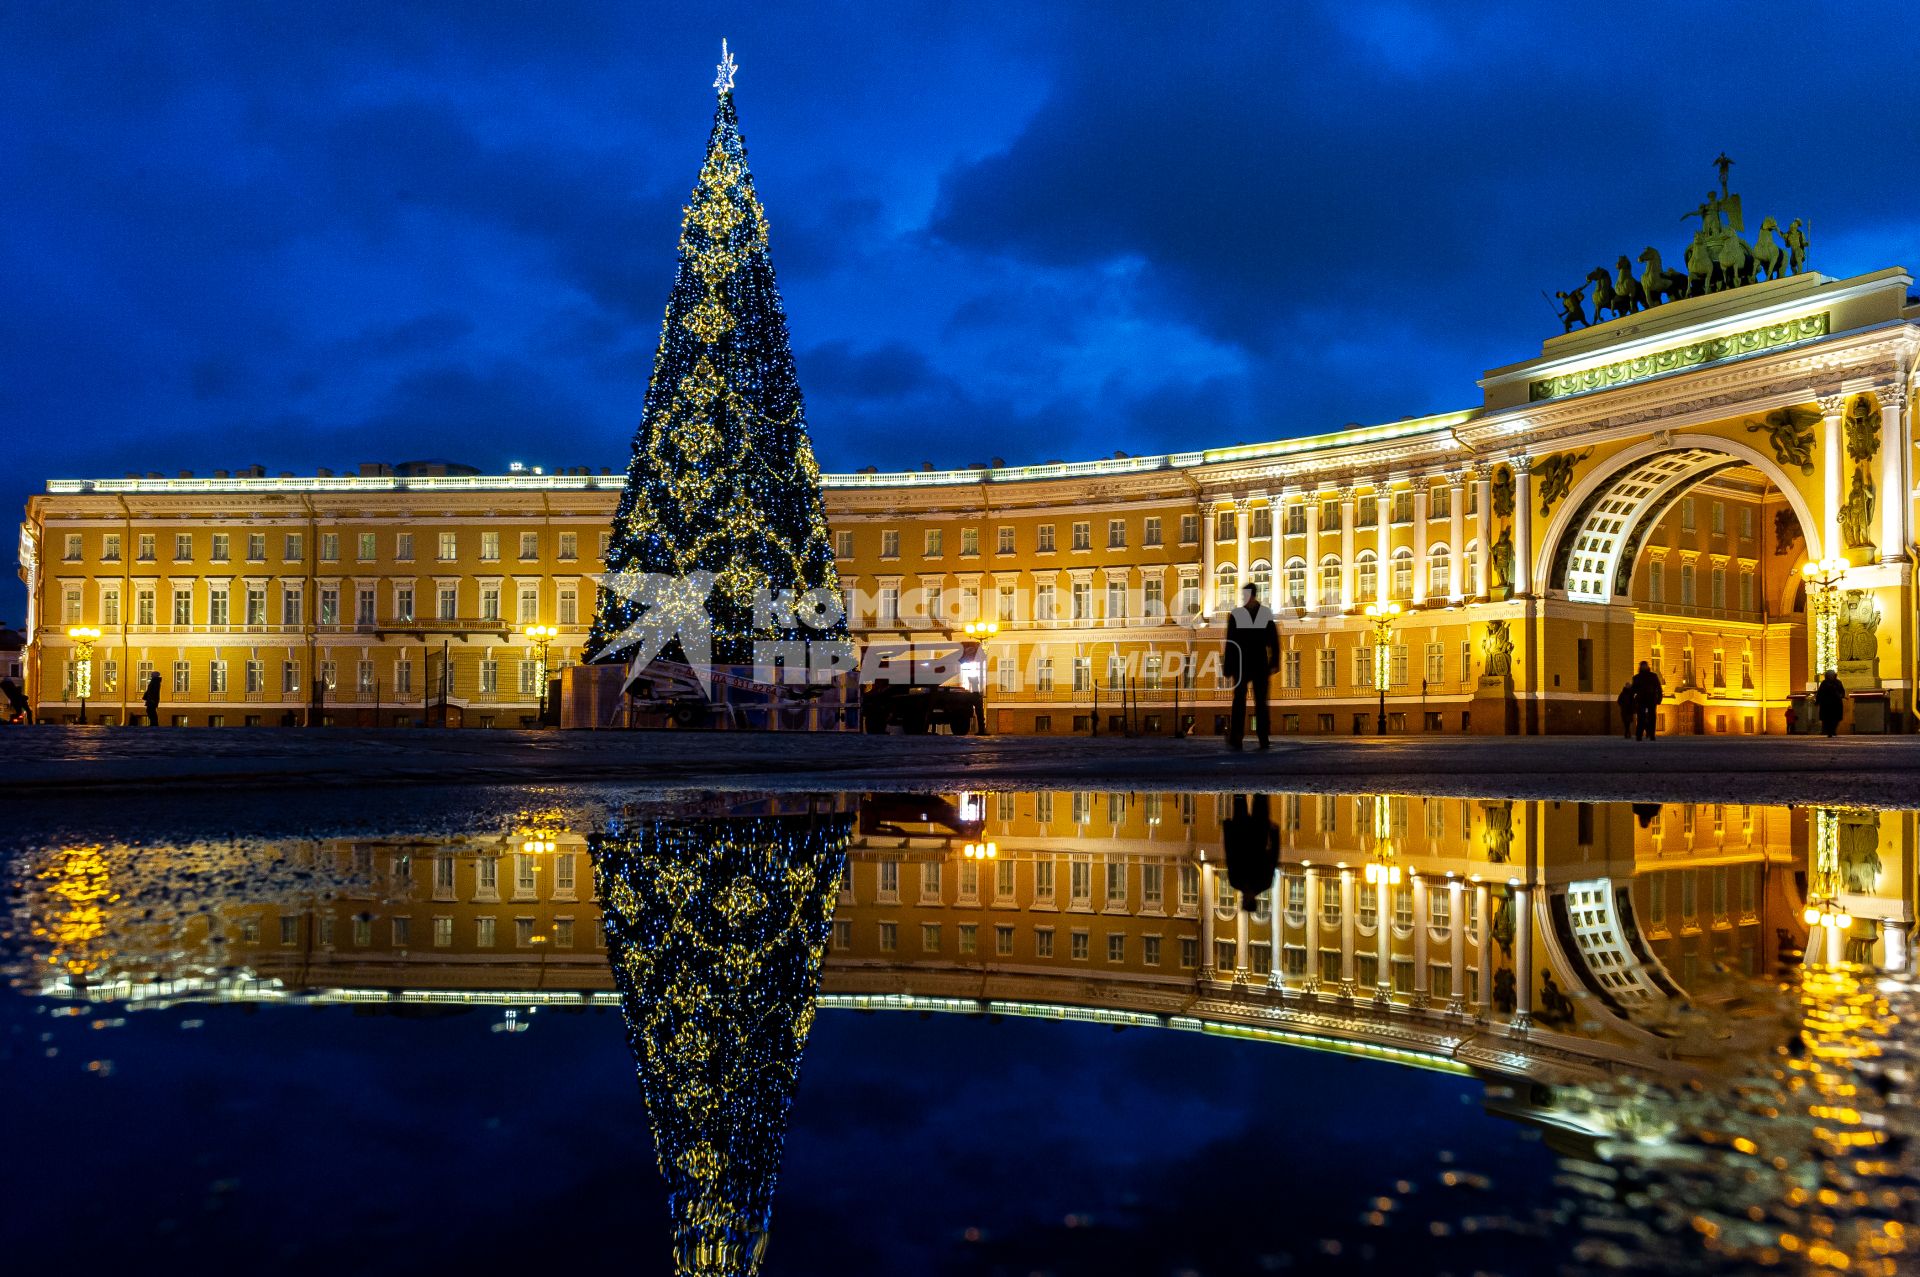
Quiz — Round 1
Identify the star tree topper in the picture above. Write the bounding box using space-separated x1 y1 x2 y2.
714 38 737 95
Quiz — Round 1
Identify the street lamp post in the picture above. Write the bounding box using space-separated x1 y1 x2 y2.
963 618 999 734
67 626 101 724
1364 602 1401 735
1801 556 1848 680
523 624 558 726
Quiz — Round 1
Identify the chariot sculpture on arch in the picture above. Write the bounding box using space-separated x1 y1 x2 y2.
1549 156 1810 329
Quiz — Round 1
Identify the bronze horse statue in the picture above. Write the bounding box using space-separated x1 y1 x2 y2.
1751 216 1787 282
1637 246 1690 306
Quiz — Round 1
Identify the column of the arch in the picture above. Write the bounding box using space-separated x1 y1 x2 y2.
1339 490 1357 610
1473 472 1492 600
1819 393 1846 560
1233 898 1251 985
1304 496 1322 612
1200 501 1218 620
1448 474 1467 603
1509 884 1534 1035
1879 386 1910 563
1338 868 1357 997
1446 878 1466 1014
1373 874 1393 1004
1511 456 1534 599
1375 487 1393 605
1235 498 1252 602
1301 865 1321 994
1411 481 1430 606
1268 866 1286 989
1198 859 1218 982
1411 874 1430 1009
1474 882 1493 1018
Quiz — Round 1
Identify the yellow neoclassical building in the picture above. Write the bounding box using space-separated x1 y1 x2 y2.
16 266 1919 733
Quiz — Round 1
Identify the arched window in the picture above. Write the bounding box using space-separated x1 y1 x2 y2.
1391 547 1414 600
1284 556 1307 609
1427 543 1451 598
1214 562 1238 611
1355 549 1377 603
1249 558 1273 607
1463 540 1480 597
1319 555 1342 607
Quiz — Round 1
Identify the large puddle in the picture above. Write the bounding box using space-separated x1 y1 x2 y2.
3 788 1914 1274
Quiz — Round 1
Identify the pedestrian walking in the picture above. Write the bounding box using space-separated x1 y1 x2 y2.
1615 678 1636 739
1223 583 1279 750
1814 669 1846 738
1630 660 1664 741
142 671 162 726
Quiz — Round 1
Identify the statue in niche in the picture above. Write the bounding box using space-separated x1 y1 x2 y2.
1533 449 1592 517
1482 619 1513 681
1536 972 1576 1027
1839 811 1883 894
1773 508 1801 556
1491 889 1516 959
1744 405 1819 475
1837 590 1881 665
1490 529 1516 596
1840 468 1877 551
1491 465 1515 519
1481 801 1514 862
1844 394 1882 464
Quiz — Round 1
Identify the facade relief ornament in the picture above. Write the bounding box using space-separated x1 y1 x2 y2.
1743 404 1820 475
1490 465 1516 519
1843 393 1882 464
1837 589 1881 667
1773 507 1802 557
1533 449 1592 517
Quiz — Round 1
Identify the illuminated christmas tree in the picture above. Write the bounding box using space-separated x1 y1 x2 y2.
592 797 852 1275
587 43 846 667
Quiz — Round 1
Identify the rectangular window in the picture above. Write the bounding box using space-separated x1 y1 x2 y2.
281 586 303 626
208 659 228 693
1318 648 1337 688
1179 513 1198 544
997 526 1015 554
172 660 190 694
357 659 375 694
394 533 413 561
394 586 413 623
1036 524 1055 552
921 923 941 952
211 533 230 562
357 532 376 561
880 529 900 558
135 587 155 627
284 532 304 561
475 916 496 947
245 659 264 693
480 532 499 561
175 533 194 562
518 531 539 561
1070 930 1090 961
318 587 338 625
63 533 83 561
101 533 121 562
438 532 458 561
1143 516 1162 546
438 586 458 620
517 586 538 623
208 587 229 626
282 660 300 694
1107 519 1126 549
832 529 853 558
479 660 498 694
958 924 976 954
961 527 979 556
317 533 336 561
924 528 942 556
1282 649 1302 689
395 660 412 695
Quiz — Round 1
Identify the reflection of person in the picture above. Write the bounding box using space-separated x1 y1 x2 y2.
142 672 162 727
1630 661 1664 741
1222 794 1279 912
1814 670 1846 738
1223 584 1280 750
1615 679 1636 739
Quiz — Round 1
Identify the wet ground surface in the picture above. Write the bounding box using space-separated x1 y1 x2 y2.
8 726 1920 806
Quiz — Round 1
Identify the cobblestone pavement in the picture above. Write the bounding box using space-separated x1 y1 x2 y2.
5 726 1920 806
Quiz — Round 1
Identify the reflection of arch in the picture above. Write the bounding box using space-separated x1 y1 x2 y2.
1537 435 1824 601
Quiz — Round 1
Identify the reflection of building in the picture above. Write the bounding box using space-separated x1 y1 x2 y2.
18 795 1914 1093
20 270 1920 732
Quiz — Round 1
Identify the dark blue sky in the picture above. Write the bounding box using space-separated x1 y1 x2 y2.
6 1 1919 615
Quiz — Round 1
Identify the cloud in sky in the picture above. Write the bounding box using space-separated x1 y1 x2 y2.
3 0 1918 618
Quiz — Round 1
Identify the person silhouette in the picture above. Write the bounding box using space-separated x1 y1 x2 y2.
1223 584 1279 750
1222 794 1280 911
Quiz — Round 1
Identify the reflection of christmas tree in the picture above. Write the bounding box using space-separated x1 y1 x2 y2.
592 798 851 1275
586 47 845 666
